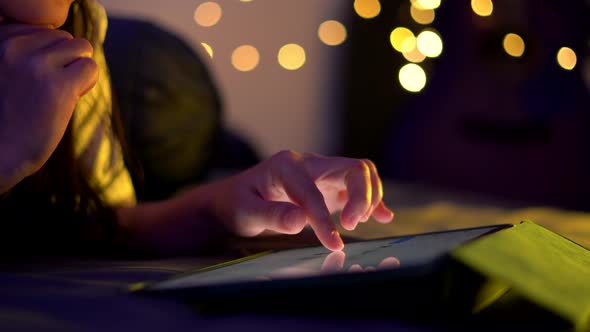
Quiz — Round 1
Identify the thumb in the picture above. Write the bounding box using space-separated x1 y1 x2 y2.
242 198 308 236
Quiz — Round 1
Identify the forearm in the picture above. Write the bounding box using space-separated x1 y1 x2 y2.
115 178 232 256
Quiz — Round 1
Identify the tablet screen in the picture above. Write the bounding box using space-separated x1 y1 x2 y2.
148 224 509 291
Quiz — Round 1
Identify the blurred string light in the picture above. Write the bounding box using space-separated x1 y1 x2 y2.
410 4 435 25
278 44 306 70
412 0 441 10
471 0 493 17
354 0 381 19
416 30 443 57
503 33 525 57
557 47 577 70
194 1 222 27
200 42 213 58
391 2 445 92
399 63 427 92
318 20 347 46
390 27 416 53
232 45 260 72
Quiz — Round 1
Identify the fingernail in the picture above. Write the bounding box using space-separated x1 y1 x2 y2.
332 230 344 250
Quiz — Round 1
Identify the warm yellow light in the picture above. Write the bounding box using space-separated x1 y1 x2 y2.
399 63 427 92
354 0 381 19
416 30 443 57
415 0 440 10
557 47 577 70
231 45 260 72
471 0 493 17
278 44 306 70
410 4 435 25
402 47 426 63
200 42 213 58
401 37 417 55
240 0 253 2
194 2 222 27
318 20 347 46
390 27 416 53
503 33 525 57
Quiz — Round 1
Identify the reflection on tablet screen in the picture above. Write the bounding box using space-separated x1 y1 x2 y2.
151 225 502 291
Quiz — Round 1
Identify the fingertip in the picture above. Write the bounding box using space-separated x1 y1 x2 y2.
378 257 401 270
373 203 395 224
340 216 360 231
385 208 395 221
320 229 345 251
65 57 99 97
340 207 360 230
321 250 345 273
330 230 345 251
340 217 356 231
348 264 363 273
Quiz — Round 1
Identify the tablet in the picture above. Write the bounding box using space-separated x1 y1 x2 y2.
131 223 512 317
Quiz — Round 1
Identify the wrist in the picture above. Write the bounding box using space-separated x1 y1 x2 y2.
195 175 239 232
114 183 233 256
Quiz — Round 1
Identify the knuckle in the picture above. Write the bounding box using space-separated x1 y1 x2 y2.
269 149 301 171
28 55 51 79
351 159 369 172
363 158 376 169
275 149 300 163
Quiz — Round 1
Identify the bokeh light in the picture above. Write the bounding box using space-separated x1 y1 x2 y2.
399 63 427 92
390 27 416 53
278 44 306 70
354 0 381 19
414 0 441 10
232 45 260 72
557 47 577 70
194 2 222 27
471 0 493 17
416 30 443 58
402 47 426 63
318 20 347 46
200 42 213 58
410 4 435 25
503 33 525 57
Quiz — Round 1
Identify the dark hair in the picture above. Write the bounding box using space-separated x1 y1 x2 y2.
0 1 137 258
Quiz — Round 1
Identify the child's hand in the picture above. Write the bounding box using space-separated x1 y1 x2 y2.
0 24 98 189
211 150 395 251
